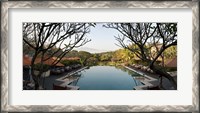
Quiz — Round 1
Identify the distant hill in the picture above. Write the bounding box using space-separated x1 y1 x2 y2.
74 47 116 54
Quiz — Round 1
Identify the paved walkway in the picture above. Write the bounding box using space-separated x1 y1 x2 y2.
124 66 177 90
41 67 87 90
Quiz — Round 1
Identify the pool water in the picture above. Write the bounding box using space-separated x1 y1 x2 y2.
70 66 143 90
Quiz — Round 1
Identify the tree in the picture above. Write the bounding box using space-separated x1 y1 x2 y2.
78 51 92 66
64 50 79 57
99 52 113 62
23 23 94 89
164 46 177 60
104 23 177 89
112 49 135 64
86 56 98 66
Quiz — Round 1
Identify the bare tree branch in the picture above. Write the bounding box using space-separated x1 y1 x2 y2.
104 22 177 89
23 22 95 89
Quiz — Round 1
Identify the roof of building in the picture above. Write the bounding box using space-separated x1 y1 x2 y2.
23 55 64 66
61 57 80 61
23 55 32 66
165 57 177 67
35 57 64 66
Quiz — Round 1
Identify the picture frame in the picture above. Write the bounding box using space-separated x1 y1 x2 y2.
1 1 199 112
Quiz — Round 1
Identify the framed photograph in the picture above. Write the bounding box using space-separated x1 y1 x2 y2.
1 1 199 112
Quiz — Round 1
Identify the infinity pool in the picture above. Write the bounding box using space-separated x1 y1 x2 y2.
70 66 143 90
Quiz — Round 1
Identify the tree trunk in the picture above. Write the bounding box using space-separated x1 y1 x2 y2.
161 54 164 67
150 65 177 89
34 78 39 90
148 47 177 89
31 68 40 90
30 51 41 90
159 75 163 89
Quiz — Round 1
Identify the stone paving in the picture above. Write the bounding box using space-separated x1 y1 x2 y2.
41 67 87 90
124 66 177 90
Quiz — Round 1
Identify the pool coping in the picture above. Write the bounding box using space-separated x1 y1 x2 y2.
56 66 88 81
54 65 159 90
53 66 88 89
123 66 159 90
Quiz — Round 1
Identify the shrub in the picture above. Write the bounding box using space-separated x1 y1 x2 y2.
164 67 177 72
33 63 50 72
60 60 80 66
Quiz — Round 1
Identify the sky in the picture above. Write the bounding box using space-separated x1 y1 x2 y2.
75 23 121 53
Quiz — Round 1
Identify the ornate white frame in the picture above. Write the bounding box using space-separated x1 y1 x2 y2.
1 1 199 113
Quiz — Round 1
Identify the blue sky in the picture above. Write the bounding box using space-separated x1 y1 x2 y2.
75 23 121 53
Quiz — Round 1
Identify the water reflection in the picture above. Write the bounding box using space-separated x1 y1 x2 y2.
70 66 143 90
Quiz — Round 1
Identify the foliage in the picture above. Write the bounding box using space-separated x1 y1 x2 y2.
60 60 80 66
86 57 98 66
64 50 79 57
164 67 177 72
164 46 177 59
93 54 100 61
78 51 92 66
104 23 177 89
57 45 177 68
23 23 95 89
112 49 136 64
33 63 50 72
98 52 113 61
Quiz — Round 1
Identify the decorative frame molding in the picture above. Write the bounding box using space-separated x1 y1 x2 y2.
1 1 199 112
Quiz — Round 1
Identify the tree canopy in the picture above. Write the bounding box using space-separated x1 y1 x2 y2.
104 23 177 89
23 23 95 89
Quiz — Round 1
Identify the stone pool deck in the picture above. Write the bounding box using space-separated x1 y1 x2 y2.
123 66 177 90
42 66 88 90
